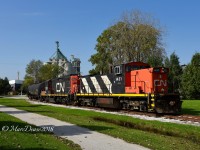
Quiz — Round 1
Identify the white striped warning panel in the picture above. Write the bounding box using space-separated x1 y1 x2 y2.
91 77 102 93
101 75 112 93
81 78 92 93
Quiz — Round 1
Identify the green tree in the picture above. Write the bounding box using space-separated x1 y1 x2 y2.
89 29 112 75
26 59 43 83
23 60 63 91
89 10 165 74
165 52 182 93
38 63 63 81
4 77 11 94
21 75 34 92
181 53 200 99
0 77 11 95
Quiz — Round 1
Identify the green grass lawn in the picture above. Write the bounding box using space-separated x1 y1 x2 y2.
182 100 200 115
0 98 200 150
0 111 81 150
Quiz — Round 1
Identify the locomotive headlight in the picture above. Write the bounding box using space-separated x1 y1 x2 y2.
169 101 175 106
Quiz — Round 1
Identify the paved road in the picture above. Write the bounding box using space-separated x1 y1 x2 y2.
0 105 149 150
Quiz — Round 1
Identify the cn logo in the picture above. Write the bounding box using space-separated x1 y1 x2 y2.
56 82 65 92
154 80 167 87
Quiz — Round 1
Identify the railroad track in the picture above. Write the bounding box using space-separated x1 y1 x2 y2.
27 98 200 126
89 107 200 125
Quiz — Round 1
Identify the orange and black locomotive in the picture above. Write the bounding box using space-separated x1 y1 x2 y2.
28 61 182 114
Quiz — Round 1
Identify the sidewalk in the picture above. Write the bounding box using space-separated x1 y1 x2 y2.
0 105 149 150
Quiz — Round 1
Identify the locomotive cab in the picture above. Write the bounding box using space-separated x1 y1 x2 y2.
124 62 151 94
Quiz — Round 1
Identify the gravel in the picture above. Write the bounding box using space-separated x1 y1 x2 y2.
7 96 200 126
27 100 200 127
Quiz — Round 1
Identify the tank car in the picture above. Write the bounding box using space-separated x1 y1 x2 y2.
27 82 45 100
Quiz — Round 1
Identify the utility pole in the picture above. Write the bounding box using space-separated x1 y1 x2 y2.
17 71 19 80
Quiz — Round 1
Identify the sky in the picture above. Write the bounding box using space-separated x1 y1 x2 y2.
0 0 199 80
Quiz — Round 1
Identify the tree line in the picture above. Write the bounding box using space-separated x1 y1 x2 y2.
22 60 63 90
164 52 200 99
20 10 200 99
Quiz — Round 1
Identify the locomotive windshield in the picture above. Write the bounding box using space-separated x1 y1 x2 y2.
125 65 149 72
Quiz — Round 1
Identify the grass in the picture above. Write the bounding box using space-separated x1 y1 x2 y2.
0 98 200 150
0 111 81 150
182 100 200 115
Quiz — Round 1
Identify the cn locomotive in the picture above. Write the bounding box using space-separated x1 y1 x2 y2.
27 61 182 114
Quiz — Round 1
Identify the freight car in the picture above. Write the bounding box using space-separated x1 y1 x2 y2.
27 61 182 114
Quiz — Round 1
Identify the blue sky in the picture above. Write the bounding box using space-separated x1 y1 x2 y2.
0 0 199 80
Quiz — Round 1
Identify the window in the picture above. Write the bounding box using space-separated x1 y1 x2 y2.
114 66 122 74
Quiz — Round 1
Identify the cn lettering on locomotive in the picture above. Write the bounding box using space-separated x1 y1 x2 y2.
56 82 65 92
154 80 167 87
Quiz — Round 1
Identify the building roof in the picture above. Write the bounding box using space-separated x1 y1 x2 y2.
49 41 69 62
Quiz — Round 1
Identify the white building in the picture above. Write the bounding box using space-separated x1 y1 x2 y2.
9 80 23 91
